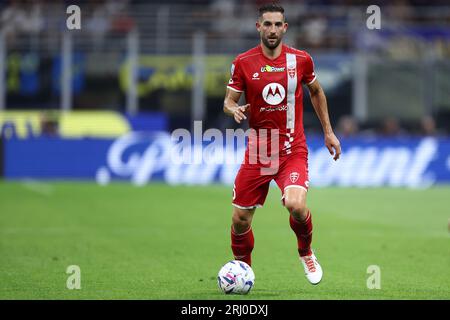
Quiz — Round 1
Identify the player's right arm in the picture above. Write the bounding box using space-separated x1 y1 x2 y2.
223 89 249 124
224 58 249 124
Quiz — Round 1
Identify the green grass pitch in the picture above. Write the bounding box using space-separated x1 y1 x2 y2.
0 181 449 299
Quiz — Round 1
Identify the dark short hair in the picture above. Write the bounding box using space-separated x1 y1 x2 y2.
258 3 285 20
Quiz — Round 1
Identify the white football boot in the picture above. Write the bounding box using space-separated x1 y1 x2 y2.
300 251 323 285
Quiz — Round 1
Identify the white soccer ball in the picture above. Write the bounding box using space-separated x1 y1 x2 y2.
217 260 255 294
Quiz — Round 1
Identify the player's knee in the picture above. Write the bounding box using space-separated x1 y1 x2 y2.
284 199 307 218
232 209 252 230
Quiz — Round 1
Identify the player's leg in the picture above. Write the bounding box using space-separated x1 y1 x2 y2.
283 187 312 257
230 165 272 266
284 186 322 285
275 154 323 284
231 207 255 266
232 206 255 234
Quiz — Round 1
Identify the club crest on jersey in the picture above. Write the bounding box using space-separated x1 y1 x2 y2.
261 65 285 73
288 66 296 79
290 172 299 183
262 83 285 105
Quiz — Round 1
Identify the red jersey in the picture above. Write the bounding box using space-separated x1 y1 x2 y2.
227 44 316 163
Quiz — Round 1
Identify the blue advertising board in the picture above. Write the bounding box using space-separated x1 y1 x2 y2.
4 132 450 187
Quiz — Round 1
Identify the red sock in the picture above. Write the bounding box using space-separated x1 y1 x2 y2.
289 210 313 257
231 226 254 266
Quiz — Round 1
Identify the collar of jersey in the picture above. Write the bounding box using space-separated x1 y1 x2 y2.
259 43 286 63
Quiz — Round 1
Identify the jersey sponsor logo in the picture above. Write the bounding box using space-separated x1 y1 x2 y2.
259 105 288 112
252 72 260 80
290 172 299 183
261 65 285 73
230 64 235 76
262 83 286 105
288 66 296 78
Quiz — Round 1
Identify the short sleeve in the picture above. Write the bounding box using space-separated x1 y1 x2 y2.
227 57 245 93
302 53 317 85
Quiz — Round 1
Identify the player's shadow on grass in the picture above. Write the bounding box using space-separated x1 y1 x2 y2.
208 290 281 298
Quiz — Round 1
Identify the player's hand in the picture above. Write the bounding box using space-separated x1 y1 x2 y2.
233 104 250 124
325 132 341 161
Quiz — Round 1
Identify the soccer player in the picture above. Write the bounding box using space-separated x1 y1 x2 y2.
223 3 341 285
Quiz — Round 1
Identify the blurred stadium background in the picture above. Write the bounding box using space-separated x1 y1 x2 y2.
0 0 449 299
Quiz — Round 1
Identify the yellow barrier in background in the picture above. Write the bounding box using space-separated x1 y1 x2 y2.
0 111 131 138
119 55 232 98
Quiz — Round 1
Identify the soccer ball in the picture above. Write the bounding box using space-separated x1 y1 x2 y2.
217 260 255 294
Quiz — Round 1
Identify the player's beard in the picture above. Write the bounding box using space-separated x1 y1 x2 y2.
262 35 282 50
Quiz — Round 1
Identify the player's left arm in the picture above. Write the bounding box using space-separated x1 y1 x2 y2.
307 80 341 161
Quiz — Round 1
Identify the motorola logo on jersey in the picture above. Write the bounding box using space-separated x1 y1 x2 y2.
262 83 286 105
